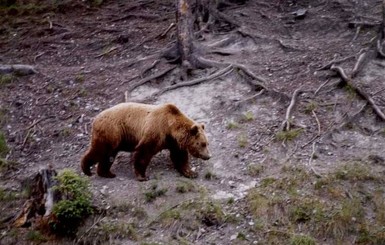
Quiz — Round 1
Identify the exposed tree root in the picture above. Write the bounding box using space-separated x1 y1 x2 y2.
128 65 176 93
330 64 385 121
316 53 359 71
281 87 303 131
153 64 233 97
0 64 37 75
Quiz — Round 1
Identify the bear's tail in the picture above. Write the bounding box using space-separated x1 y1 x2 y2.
81 150 95 176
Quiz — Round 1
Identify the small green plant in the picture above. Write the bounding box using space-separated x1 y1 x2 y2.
26 230 47 243
0 74 13 86
0 131 9 158
237 232 247 240
144 184 167 202
290 234 316 245
0 187 18 201
247 163 263 177
276 128 302 141
242 111 254 121
304 101 318 114
176 180 196 193
238 134 248 148
75 74 85 83
51 169 93 236
204 170 216 180
98 221 138 241
335 162 376 181
158 209 181 226
198 201 225 226
226 121 239 129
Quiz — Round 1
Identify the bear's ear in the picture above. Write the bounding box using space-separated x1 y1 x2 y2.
190 125 199 135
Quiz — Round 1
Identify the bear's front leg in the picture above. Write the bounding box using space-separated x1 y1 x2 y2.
170 148 198 178
133 150 153 181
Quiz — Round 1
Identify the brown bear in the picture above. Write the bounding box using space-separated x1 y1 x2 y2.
81 102 211 181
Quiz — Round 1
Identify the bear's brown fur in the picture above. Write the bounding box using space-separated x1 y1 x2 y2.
81 102 211 181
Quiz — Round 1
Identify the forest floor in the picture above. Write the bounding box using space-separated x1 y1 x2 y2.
1 0 385 244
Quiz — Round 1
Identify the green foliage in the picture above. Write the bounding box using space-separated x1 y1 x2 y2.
51 169 93 236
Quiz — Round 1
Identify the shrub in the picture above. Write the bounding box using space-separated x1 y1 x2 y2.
51 169 93 236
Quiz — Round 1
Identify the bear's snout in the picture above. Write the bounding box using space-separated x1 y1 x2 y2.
201 154 211 160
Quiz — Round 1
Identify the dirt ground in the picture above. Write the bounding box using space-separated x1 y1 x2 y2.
1 0 385 244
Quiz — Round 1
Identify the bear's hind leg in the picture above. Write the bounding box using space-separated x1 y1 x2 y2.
81 150 96 176
170 148 197 178
96 150 118 178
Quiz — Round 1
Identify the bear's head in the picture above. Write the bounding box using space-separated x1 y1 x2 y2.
187 124 211 160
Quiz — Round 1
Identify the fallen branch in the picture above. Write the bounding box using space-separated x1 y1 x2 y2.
281 87 302 131
331 64 385 121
